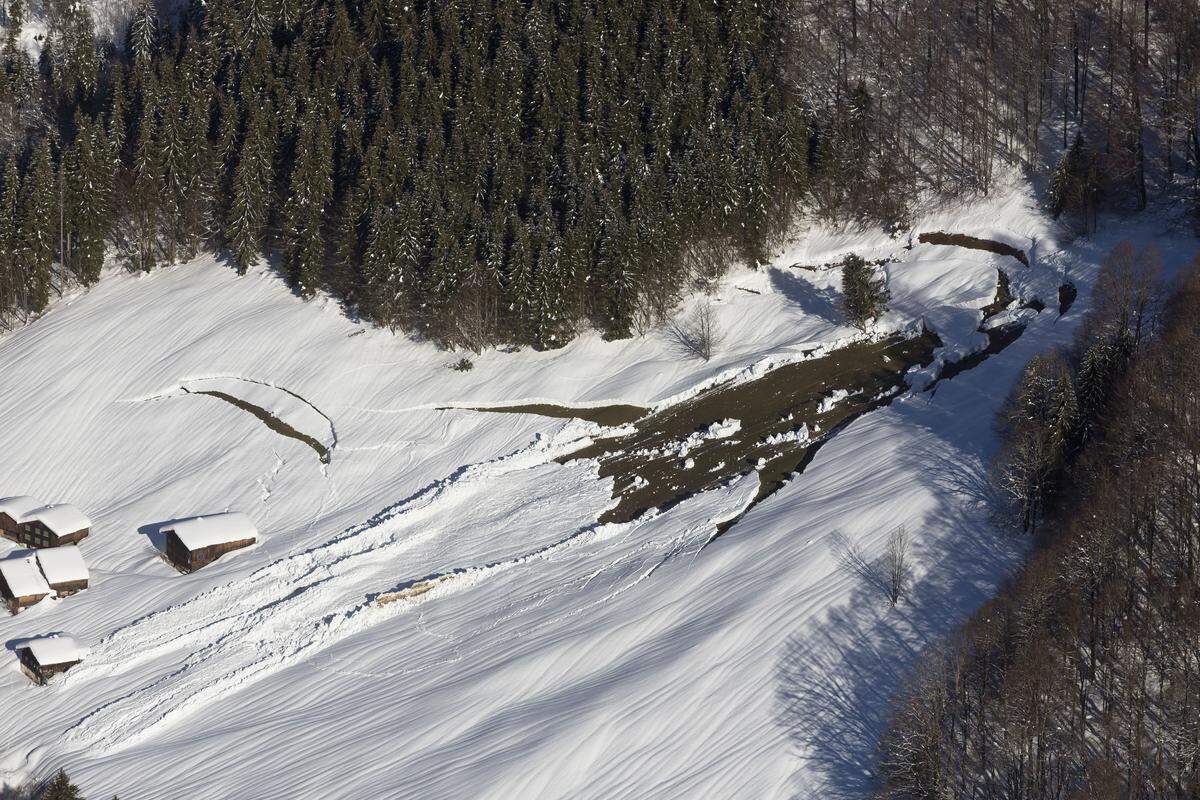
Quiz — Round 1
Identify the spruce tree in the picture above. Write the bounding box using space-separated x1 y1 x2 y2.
40 768 82 800
129 0 156 70
226 105 271 274
19 138 55 313
282 110 333 298
63 116 107 284
840 253 890 329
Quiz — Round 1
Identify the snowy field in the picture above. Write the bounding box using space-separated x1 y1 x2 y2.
0 181 1194 799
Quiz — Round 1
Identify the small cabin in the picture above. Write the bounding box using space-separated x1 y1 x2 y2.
35 546 89 596
0 496 42 542
18 504 91 547
162 513 258 573
0 556 52 614
17 635 86 685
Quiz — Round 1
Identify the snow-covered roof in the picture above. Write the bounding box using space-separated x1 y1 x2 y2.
0 496 43 521
35 546 89 585
22 504 91 536
0 556 51 598
23 635 87 666
168 513 258 551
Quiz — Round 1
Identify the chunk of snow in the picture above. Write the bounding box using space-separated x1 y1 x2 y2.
682 458 695 470
0 556 51 597
168 513 258 551
817 389 852 414
35 546 89 585
763 423 811 446
705 419 741 438
983 307 1040 330
24 635 87 666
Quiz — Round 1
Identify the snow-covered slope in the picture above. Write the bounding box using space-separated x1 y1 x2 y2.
0 183 1192 798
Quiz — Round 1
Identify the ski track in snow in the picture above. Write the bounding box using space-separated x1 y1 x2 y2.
63 426 623 753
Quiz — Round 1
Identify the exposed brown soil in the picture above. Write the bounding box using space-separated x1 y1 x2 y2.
186 389 332 464
561 331 941 524
918 231 1030 267
438 402 647 428
979 268 1014 318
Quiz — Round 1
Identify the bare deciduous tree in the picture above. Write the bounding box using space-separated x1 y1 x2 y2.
831 527 910 606
667 300 722 361
884 525 911 606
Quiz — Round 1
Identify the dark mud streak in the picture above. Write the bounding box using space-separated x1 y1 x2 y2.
438 402 647 428
918 231 1030 267
184 388 332 464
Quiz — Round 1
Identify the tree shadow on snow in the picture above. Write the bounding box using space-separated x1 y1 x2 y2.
768 267 844 324
774 422 1025 799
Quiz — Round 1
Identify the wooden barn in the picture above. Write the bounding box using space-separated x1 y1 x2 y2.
35 546 89 596
0 555 52 614
17 635 86 685
18 504 91 547
162 513 258 573
0 496 42 542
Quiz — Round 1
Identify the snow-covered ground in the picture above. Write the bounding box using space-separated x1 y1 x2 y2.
0 180 1193 798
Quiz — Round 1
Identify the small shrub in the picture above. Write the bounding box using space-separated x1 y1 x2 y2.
450 357 474 372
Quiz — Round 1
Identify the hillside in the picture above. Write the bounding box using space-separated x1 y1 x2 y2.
0 184 1190 798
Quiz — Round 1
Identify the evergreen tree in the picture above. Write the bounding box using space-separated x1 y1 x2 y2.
281 110 332 297
226 104 271 274
63 116 108 284
128 91 160 272
6 0 25 53
1049 134 1096 226
19 138 55 313
840 253 890 329
40 768 82 800
129 0 156 69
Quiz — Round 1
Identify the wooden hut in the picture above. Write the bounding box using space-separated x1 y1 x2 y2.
17 504 91 547
17 635 86 685
0 556 51 614
35 546 89 596
0 496 42 542
162 513 258 573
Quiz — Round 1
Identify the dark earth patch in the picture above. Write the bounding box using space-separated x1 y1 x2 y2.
1059 282 1078 315
439 402 647 428
918 231 1030 267
562 331 941 524
185 388 332 464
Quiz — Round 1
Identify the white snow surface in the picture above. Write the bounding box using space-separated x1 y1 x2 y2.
165 513 258 551
22 504 91 536
0 496 42 521
0 178 1195 798
24 635 87 667
0 556 50 599
34 547 89 586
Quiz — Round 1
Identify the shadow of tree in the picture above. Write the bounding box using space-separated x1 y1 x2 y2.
774 421 1025 798
769 267 844 324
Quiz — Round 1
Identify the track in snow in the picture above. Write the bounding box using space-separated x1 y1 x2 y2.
58 424 643 752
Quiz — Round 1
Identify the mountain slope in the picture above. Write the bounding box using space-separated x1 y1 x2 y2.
0 185 1191 798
